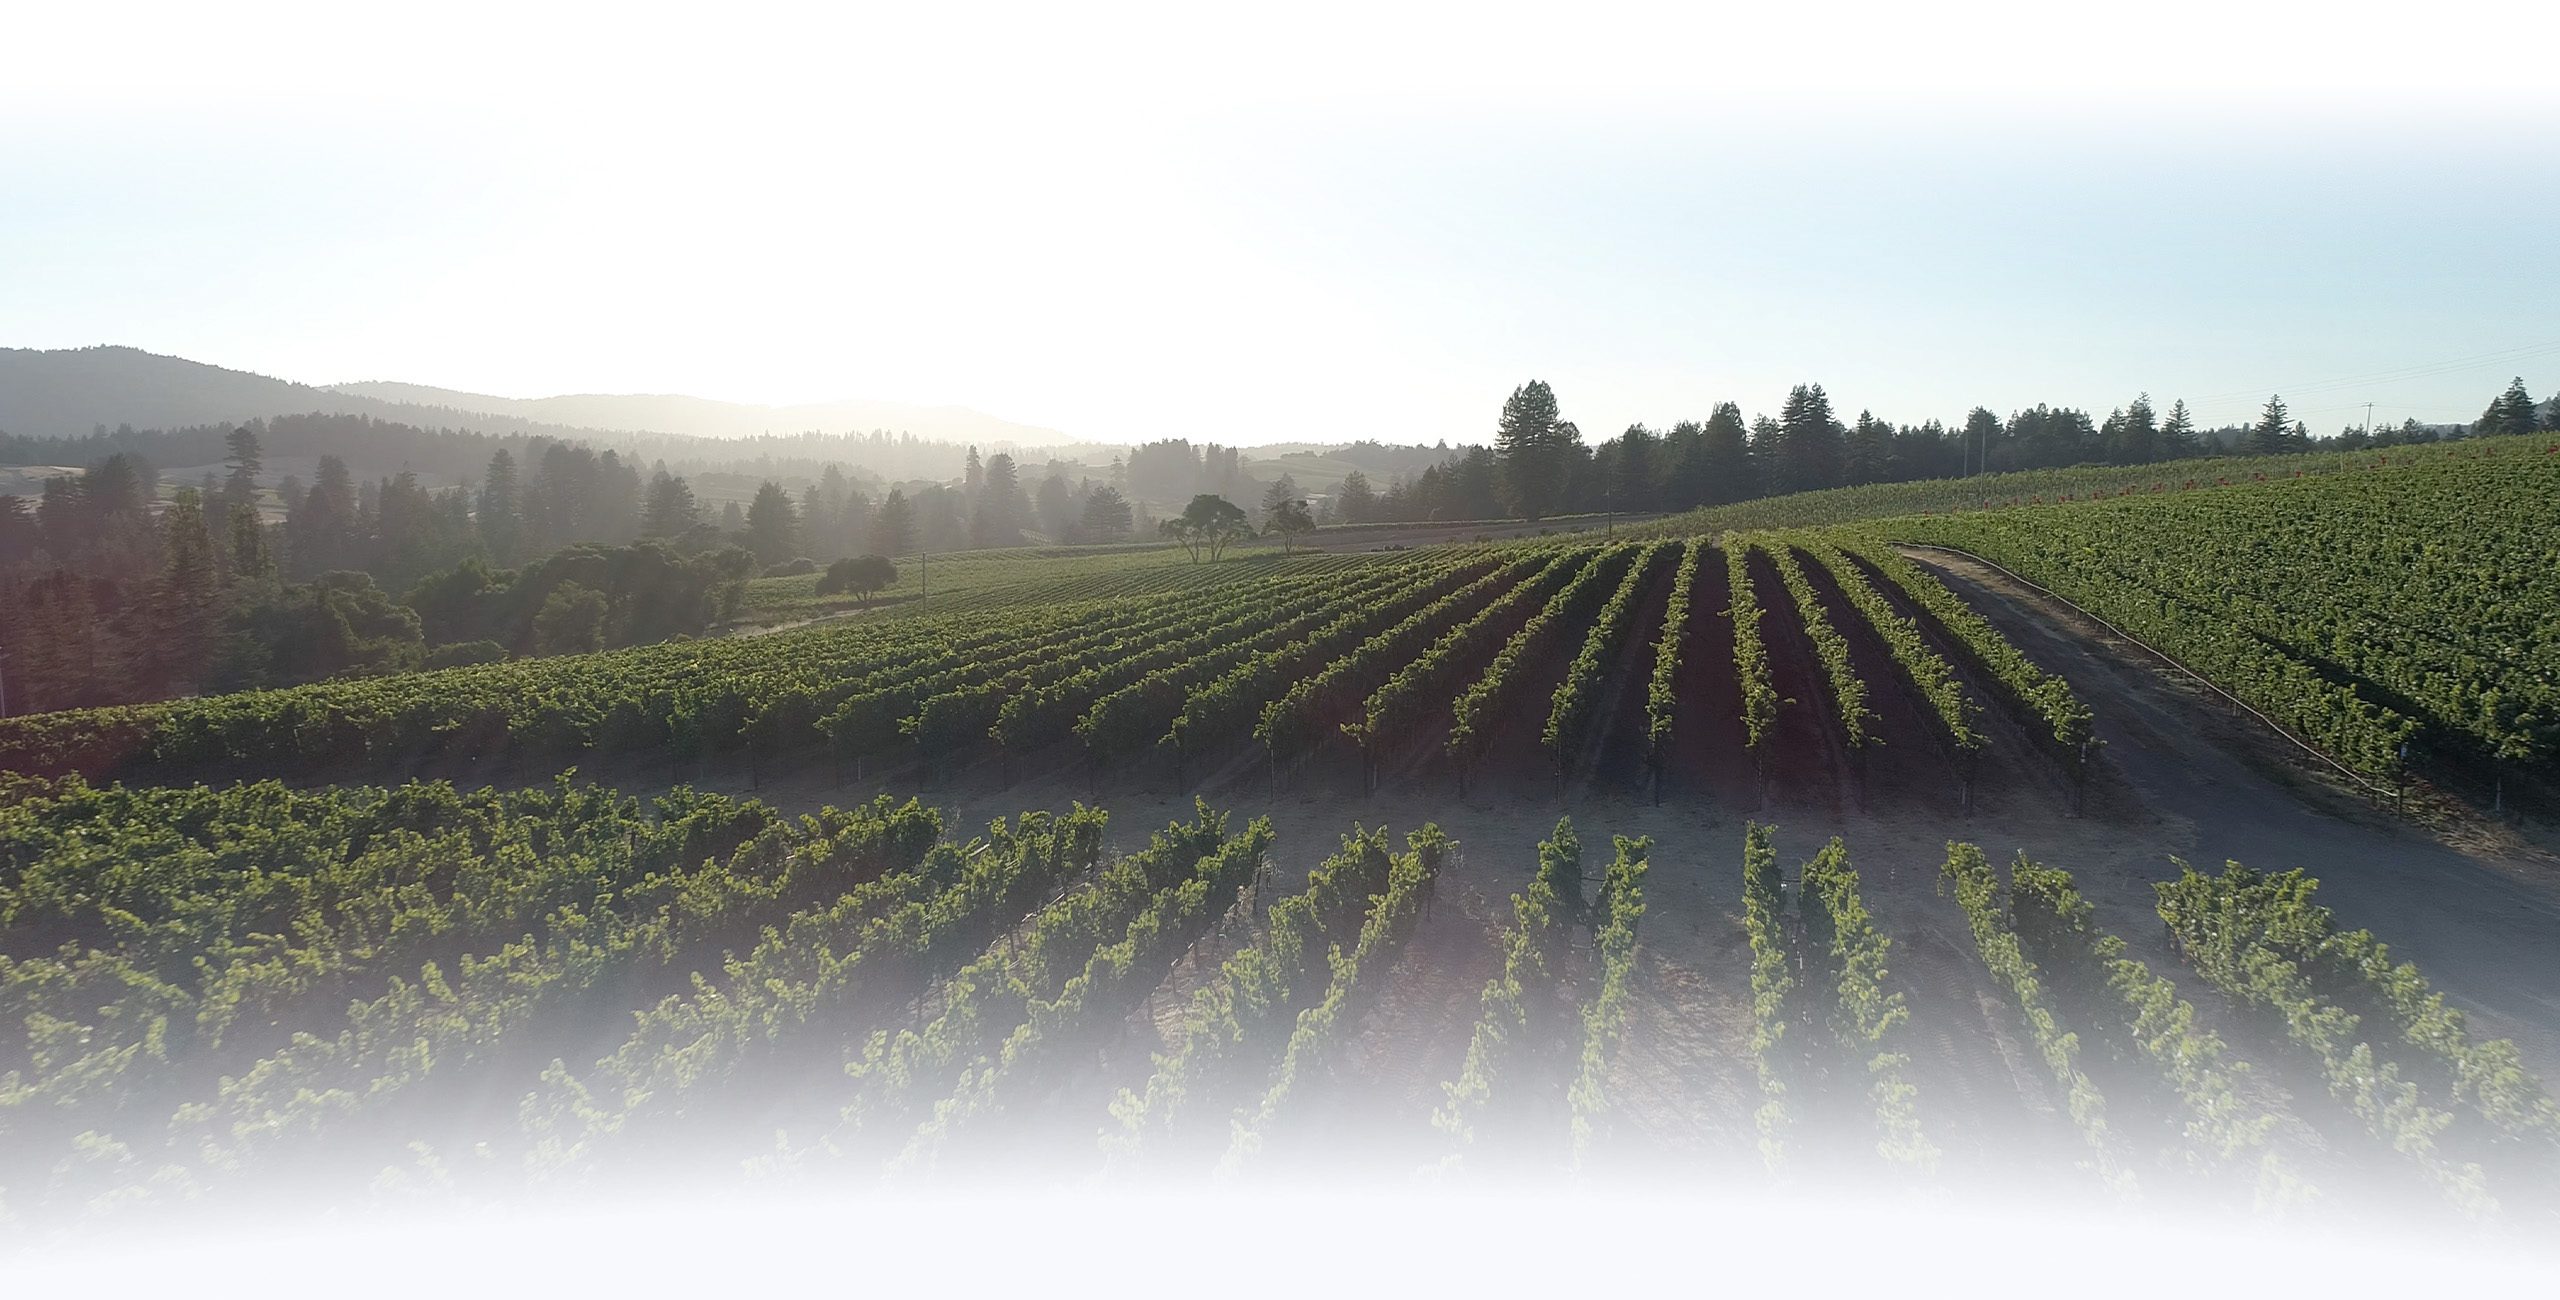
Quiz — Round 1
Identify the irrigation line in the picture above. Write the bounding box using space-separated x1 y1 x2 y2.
1897 544 2398 805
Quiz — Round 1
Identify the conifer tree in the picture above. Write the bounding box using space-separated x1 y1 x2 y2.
1079 485 1132 542
641 467 700 538
2475 376 2538 439
2247 395 2294 455
870 487 917 556
2160 399 2199 457
1845 411 1892 484
479 448 521 565
744 480 801 566
972 453 1024 548
1333 470 1376 523
228 498 274 588
150 487 220 692
1495 380 1569 520
1777 384 1846 494
1698 403 1752 504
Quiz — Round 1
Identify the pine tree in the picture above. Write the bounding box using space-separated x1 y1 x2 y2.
2103 394 2159 463
1034 473 1074 541
870 487 917 556
1259 473 1303 527
971 453 1024 548
744 480 801 566
1495 380 1568 520
641 467 700 538
228 497 274 589
1334 470 1377 523
817 464 859 558
223 426 263 504
1845 411 1892 485
150 487 220 693
479 448 521 565
2475 376 2538 439
1609 426 1656 512
1778 384 1846 494
2160 399 2199 458
1697 404 1751 505
1079 485 1133 542
1747 415 1783 497
2247 395 2294 455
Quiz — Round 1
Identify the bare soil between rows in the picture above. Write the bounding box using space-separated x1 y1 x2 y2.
212 547 2560 1183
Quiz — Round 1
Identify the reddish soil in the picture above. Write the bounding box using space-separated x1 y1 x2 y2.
294 542 2560 1190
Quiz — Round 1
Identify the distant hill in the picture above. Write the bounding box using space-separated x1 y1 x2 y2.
0 346 432 442
0 346 1072 449
326 380 1071 447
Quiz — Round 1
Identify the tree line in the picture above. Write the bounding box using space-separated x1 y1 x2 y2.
1326 377 2559 525
0 425 1172 715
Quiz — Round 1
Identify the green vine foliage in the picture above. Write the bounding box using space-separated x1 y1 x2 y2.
1432 817 1576 1159
1643 539 1709 775
1567 833 1650 1167
1221 825 1450 1174
1941 843 2131 1194
1544 542 1677 776
1446 546 1637 775
1835 535 2093 758
1791 534 1981 756
2003 855 2301 1205
1802 839 1934 1170
1106 825 1400 1162
2158 860 2513 1213
1740 822 1793 1169
1759 540 1874 748
1723 536 1779 756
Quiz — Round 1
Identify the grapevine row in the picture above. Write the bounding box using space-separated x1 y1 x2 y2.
1168 557 1505 775
1220 825 1451 1171
2002 855 2296 1197
1890 445 2560 768
1940 842 2133 1191
1801 839 1934 1167
1543 541 1677 777
1075 563 1458 765
2156 860 2493 1211
1432 817 1576 1155
1793 534 1982 760
1445 545 1638 784
1106 825 1401 1158
1758 538 1874 749
891 817 1278 1172
2160 861 2559 1151
1740 822 1793 1167
1566 831 1649 1164
1643 539 1709 795
561 806 1112 1153
1257 557 1549 771
1724 536 1778 758
1345 550 1587 770
1881 522 2412 779
835 805 1240 1152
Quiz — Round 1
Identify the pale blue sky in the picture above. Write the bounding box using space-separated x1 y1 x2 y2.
5 1 2557 444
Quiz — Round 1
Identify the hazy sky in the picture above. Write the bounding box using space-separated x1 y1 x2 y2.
7 1 2559 444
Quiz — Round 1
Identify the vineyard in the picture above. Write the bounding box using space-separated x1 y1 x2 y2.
0 523 2115 823
2 770 2550 1223
3 433 2559 1231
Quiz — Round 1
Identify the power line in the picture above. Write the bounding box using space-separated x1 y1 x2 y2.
2195 338 2560 405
